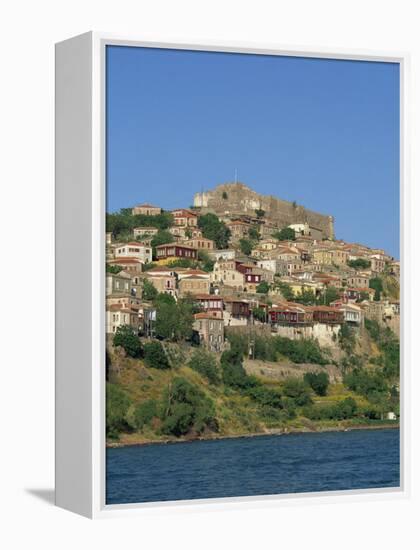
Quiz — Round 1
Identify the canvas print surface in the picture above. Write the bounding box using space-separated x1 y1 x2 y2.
105 45 400 505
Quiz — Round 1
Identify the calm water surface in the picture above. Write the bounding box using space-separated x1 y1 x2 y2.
106 428 400 504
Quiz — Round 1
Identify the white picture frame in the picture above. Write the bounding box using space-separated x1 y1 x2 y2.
55 31 410 519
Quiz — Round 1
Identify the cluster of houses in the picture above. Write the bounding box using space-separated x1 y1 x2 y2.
106 201 400 352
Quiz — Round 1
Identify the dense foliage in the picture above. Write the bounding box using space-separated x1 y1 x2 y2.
106 210 174 240
198 213 231 249
256 281 270 294
161 377 218 436
239 238 253 256
303 371 330 396
106 383 134 438
369 277 383 301
143 341 170 369
188 349 220 385
154 294 194 341
142 279 158 301
113 325 141 357
347 258 370 269
273 227 296 241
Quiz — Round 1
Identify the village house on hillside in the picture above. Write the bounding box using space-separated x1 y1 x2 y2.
132 203 162 216
106 187 399 346
155 243 198 264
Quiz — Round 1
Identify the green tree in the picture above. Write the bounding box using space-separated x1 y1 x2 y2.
273 227 296 241
239 238 253 256
303 372 330 396
220 348 250 388
133 399 159 429
106 383 133 437
161 377 217 436
198 250 215 272
369 277 383 301
252 306 267 322
256 281 270 294
188 349 220 385
317 286 340 305
282 378 313 406
142 279 158 301
294 287 316 305
106 264 123 274
113 325 141 357
274 281 295 301
154 294 194 341
347 258 370 269
248 226 260 241
255 208 265 219
198 213 231 249
143 341 170 369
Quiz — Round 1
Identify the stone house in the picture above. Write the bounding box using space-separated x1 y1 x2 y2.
144 272 177 298
346 273 370 288
172 208 199 228
132 203 162 216
193 311 225 352
114 242 153 264
133 227 159 240
106 271 132 295
226 220 250 242
256 259 288 276
107 257 143 273
370 254 386 273
106 303 139 334
178 275 211 296
182 236 215 250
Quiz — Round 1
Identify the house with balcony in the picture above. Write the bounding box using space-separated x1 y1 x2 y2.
155 243 198 264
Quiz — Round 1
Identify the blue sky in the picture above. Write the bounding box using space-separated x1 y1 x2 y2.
106 46 400 258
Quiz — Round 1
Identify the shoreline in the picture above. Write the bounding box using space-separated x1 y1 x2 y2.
107 422 399 449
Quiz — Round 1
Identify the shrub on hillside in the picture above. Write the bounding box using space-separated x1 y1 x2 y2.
282 377 313 407
106 383 134 438
161 377 217 436
113 325 141 358
133 399 160 429
303 371 330 396
188 349 220 385
143 341 170 369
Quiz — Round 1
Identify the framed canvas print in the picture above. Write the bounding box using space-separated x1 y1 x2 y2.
55 32 409 518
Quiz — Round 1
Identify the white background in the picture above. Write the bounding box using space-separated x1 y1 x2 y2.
0 0 419 547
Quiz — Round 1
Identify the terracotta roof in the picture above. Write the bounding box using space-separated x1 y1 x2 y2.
108 257 142 264
194 312 223 320
134 203 160 209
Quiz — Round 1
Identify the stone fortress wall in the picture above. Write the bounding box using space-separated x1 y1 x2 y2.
194 182 335 239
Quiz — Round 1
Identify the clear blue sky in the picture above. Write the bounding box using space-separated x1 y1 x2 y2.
106 46 400 258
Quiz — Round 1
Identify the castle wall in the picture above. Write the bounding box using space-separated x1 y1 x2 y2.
194 183 334 239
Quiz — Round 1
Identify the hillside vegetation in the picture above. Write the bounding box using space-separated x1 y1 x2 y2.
106 320 399 446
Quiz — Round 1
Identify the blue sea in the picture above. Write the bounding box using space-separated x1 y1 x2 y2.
106 428 400 505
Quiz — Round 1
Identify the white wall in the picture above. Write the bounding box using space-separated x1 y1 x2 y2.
1 0 419 548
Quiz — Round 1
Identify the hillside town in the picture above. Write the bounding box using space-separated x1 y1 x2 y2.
106 182 400 352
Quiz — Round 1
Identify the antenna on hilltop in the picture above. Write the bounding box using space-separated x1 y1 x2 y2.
234 168 238 184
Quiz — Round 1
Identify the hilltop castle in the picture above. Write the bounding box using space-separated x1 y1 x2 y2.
193 182 335 240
